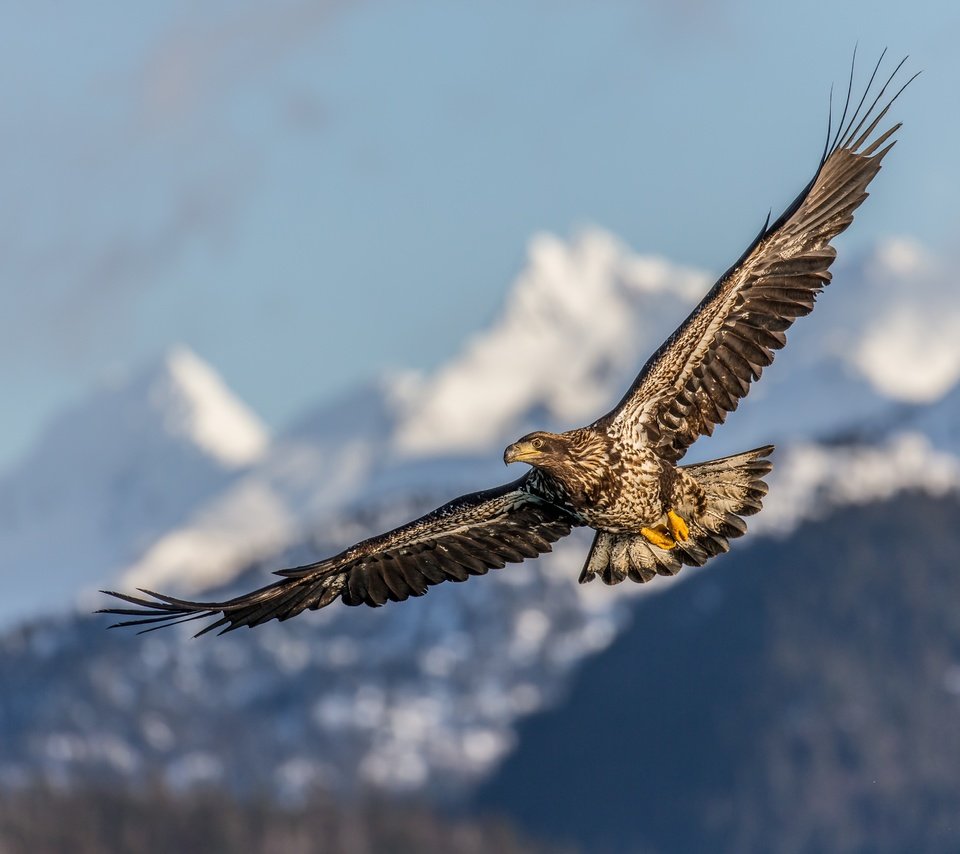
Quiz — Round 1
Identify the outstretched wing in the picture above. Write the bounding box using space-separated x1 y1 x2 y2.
599 54 915 462
100 477 579 636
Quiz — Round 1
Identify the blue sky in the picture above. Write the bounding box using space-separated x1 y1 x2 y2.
2 0 958 471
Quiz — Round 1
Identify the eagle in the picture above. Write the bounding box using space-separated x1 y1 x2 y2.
102 55 913 636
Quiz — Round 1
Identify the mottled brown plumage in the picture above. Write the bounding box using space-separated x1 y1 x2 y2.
101 54 912 635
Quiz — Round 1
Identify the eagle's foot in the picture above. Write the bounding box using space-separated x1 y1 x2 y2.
640 524 677 550
667 510 690 543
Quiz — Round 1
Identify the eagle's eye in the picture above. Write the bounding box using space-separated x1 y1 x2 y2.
532 437 544 449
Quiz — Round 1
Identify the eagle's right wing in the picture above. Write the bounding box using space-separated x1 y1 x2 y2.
598 53 915 462
100 476 579 635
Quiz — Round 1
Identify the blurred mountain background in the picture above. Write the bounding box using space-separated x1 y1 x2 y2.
2 2 960 852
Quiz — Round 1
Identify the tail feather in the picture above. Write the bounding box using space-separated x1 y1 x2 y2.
579 445 773 585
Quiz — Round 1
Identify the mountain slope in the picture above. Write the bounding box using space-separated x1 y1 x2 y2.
117 382 392 595
0 509 625 800
475 492 960 853
0 347 268 627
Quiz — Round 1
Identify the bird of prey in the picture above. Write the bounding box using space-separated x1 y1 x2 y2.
102 55 913 636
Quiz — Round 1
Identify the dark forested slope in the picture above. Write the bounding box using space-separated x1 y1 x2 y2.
476 493 960 854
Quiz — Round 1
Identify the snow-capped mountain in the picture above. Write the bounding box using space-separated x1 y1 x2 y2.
119 229 960 595
0 347 268 627
117 380 399 595
5 228 959 620
393 232 953 460
1 227 960 803
392 230 709 455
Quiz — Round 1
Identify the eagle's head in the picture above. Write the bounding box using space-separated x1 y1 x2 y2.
504 428 614 502
503 431 568 466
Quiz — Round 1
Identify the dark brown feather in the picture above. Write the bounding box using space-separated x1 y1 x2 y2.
597 56 912 462
100 477 580 634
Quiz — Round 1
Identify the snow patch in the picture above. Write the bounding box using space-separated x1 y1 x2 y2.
757 433 960 536
855 312 960 402
118 435 380 594
119 478 297 593
845 239 960 402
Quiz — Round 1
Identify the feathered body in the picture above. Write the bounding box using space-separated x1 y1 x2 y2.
101 54 913 636
509 427 770 585
521 430 699 533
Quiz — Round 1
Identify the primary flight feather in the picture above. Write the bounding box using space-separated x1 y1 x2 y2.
101 54 913 636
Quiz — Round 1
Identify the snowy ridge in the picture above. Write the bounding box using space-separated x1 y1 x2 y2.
119 381 397 594
119 435 379 593
758 433 960 537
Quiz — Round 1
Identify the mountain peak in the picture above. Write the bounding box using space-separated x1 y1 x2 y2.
0 346 269 628
840 239 960 403
151 345 269 468
392 229 709 456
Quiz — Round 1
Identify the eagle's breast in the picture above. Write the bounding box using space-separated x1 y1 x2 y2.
528 429 670 533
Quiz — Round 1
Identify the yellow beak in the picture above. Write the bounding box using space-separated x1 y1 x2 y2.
503 441 542 465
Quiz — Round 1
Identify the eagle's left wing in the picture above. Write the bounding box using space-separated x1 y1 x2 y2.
598 55 914 463
100 476 579 636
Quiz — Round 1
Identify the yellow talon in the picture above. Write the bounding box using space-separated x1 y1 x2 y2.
641 524 677 550
667 510 690 543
